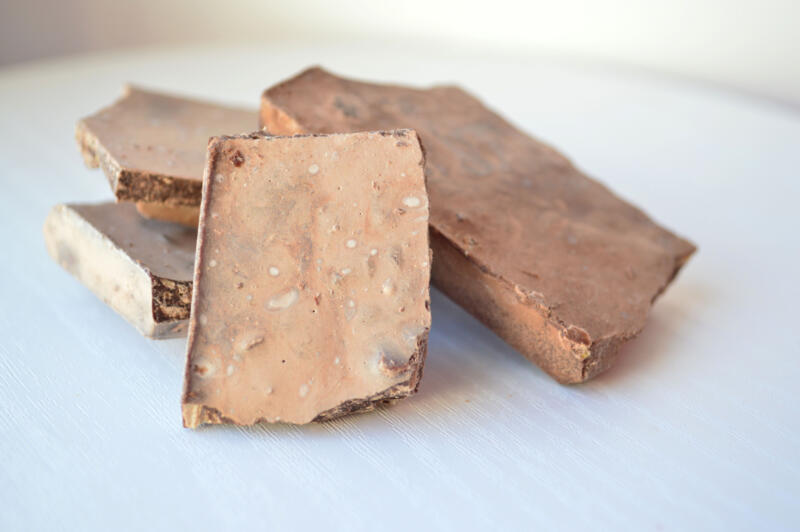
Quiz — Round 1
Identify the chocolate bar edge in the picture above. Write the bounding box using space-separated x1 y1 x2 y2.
430 225 694 383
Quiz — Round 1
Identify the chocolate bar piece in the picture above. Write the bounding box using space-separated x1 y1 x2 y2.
261 67 696 383
43 203 196 338
76 86 256 221
182 130 431 427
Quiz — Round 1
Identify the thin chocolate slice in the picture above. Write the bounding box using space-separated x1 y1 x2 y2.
261 67 696 383
76 85 257 219
43 202 195 338
182 129 431 427
136 202 200 228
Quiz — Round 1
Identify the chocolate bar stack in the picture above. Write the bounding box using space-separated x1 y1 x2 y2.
44 68 695 428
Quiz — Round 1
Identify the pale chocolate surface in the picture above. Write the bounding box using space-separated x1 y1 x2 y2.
77 86 257 207
43 202 196 338
136 202 200 228
261 67 696 383
182 130 431 427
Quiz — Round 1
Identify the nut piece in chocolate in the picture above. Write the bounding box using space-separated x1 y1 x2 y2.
261 67 696 383
43 203 196 338
76 85 256 223
182 129 431 427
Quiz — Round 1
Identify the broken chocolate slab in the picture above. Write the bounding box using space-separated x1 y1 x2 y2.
43 202 195 338
136 202 200 228
182 129 431 427
261 67 696 383
76 85 257 212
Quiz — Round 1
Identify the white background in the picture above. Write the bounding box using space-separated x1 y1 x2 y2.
1 0 799 106
0 42 798 530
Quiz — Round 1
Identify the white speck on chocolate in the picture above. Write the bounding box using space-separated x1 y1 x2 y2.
238 333 265 352
269 266 280 277
382 278 394 296
265 386 273 395
370 248 378 256
403 196 421 208
341 268 352 276
308 164 319 175
226 364 235 377
268 288 299 310
299 383 309 397
346 239 357 248
209 259 218 267
215 173 225 183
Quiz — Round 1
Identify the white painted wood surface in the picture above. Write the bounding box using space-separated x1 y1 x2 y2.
1 43 797 531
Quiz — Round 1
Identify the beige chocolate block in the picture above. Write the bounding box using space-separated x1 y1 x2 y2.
261 67 696 383
43 202 196 338
76 85 257 214
182 129 431 427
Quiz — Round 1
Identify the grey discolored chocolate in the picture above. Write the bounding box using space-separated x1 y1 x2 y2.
43 202 196 338
182 129 431 427
260 67 696 383
76 86 257 217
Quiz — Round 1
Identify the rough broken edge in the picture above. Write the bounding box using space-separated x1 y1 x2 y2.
43 203 191 339
259 68 696 383
181 131 431 428
183 334 429 428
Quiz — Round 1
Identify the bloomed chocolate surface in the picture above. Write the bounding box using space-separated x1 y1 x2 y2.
261 67 695 382
182 130 431 427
